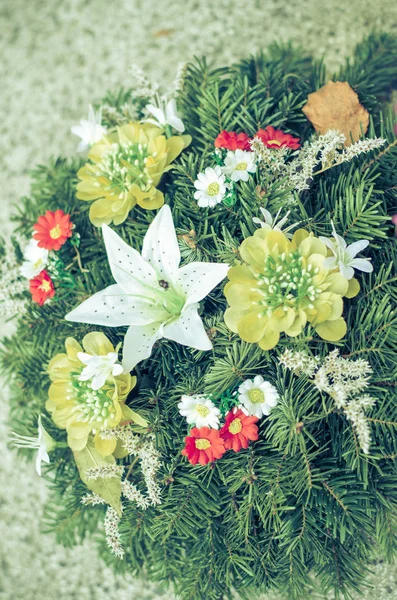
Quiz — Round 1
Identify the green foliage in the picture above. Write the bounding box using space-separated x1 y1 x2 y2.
2 33 397 600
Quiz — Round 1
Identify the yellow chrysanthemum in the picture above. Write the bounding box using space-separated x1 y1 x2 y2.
76 122 191 226
46 332 142 456
224 228 358 350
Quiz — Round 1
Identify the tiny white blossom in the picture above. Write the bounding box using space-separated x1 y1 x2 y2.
194 166 227 208
71 104 107 152
178 394 221 429
144 97 185 133
238 376 279 419
20 238 49 279
222 149 257 182
252 207 299 239
11 415 56 476
319 222 373 280
77 350 123 390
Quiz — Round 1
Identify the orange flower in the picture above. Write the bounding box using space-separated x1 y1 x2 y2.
182 427 226 465
256 126 300 150
30 270 55 305
214 130 252 151
33 210 73 251
220 409 259 452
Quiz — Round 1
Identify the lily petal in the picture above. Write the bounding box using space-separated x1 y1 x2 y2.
177 262 229 305
163 304 212 351
122 323 163 372
141 205 181 281
350 258 373 272
346 239 369 259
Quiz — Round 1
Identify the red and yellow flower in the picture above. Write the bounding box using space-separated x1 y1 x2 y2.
256 126 300 150
29 270 55 305
220 409 259 452
214 130 251 151
33 209 73 251
182 426 226 465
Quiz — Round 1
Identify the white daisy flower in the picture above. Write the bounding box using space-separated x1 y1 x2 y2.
178 394 221 429
71 104 107 152
252 207 299 239
238 376 279 419
20 238 49 279
11 415 56 476
194 166 227 208
222 149 257 182
319 222 373 280
77 350 124 390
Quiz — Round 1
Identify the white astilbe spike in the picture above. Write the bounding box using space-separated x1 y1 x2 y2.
121 481 150 509
85 464 125 480
81 493 106 506
104 507 124 559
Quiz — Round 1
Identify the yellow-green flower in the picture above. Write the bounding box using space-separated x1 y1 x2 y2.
46 332 142 456
76 122 191 226
224 228 359 350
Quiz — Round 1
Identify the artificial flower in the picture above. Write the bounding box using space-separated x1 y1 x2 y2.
220 408 259 451
181 427 226 465
178 394 221 429
30 270 55 305
65 205 229 371
252 207 299 239
319 223 373 281
144 97 185 133
76 122 191 226
11 415 56 476
46 332 143 455
194 166 227 207
71 104 107 152
392 214 397 237
33 209 73 251
238 376 279 418
224 228 352 350
20 238 49 279
77 348 123 391
222 149 257 182
214 130 251 151
256 126 300 150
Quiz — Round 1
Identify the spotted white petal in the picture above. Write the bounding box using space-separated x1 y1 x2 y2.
177 262 229 305
141 204 181 281
163 304 212 351
122 322 164 373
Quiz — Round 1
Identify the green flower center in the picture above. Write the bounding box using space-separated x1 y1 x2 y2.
195 438 211 450
229 418 242 434
256 251 321 311
98 141 150 192
235 162 248 171
207 182 220 196
248 388 265 404
196 404 210 417
71 376 116 427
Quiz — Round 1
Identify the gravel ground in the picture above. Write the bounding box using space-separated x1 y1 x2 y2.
1 1 397 599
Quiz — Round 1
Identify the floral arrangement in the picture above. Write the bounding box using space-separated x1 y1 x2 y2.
3 35 397 600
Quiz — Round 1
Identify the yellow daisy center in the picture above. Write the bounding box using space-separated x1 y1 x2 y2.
268 139 282 146
207 182 220 196
235 162 248 170
248 388 265 404
49 224 62 239
39 280 51 292
229 418 242 434
196 404 210 417
195 438 211 450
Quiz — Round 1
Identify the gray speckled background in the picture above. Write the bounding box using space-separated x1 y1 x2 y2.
1 1 397 598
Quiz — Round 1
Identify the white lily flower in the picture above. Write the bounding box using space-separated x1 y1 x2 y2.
20 238 49 279
178 394 221 429
71 104 107 152
252 207 299 239
222 149 257 182
145 98 185 133
77 350 123 390
319 222 373 280
11 415 56 476
65 205 229 372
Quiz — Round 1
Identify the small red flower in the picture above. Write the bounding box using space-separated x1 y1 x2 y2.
214 130 252 151
33 209 73 251
182 427 226 465
29 270 55 306
220 409 259 452
256 126 300 150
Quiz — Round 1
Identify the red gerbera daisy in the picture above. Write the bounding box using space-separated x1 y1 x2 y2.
182 427 226 465
33 209 73 251
214 130 252 151
256 126 300 150
29 270 55 306
220 409 259 452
